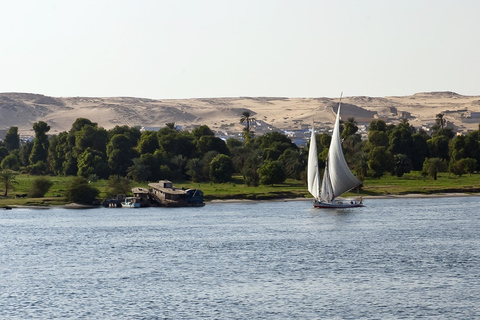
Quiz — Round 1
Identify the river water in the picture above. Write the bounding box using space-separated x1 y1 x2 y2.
1 196 479 319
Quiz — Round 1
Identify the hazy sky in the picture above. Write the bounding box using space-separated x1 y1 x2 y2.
1 0 479 99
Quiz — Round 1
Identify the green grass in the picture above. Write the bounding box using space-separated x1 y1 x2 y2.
360 171 480 196
1 172 480 207
173 177 309 201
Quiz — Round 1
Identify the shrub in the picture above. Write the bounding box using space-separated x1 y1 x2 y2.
29 161 48 175
1 154 21 171
28 177 53 198
65 177 99 204
105 175 132 197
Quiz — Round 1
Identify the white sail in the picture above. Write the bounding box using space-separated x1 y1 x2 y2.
320 102 362 201
320 159 334 202
307 125 320 199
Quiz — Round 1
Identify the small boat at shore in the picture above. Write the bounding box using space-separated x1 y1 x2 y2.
121 197 141 208
308 94 364 209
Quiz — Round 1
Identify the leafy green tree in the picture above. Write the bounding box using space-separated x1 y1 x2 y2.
318 132 331 150
353 151 369 181
0 169 18 197
393 153 412 177
77 147 109 179
449 158 477 176
75 124 108 156
127 158 152 182
29 121 50 165
200 151 220 180
226 137 243 150
4 127 20 151
136 131 159 155
231 146 249 173
170 154 188 180
1 153 21 171
107 134 139 175
157 128 196 158
388 119 414 159
29 161 48 175
369 119 387 132
256 131 296 151
428 135 450 160
278 148 306 180
240 149 262 186
209 154 234 183
107 125 141 144
0 147 9 163
464 132 480 171
65 177 99 204
70 118 96 133
139 153 161 181
367 146 394 178
342 134 363 163
105 175 132 197
422 158 447 180
186 158 204 182
435 128 455 139
19 140 33 167
462 158 477 176
341 117 359 139
258 160 287 185
449 135 466 162
254 131 298 162
192 125 215 138
28 177 53 198
159 164 174 180
196 135 230 155
411 132 430 170
366 131 389 149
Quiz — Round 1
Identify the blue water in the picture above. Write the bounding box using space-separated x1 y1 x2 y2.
1 197 479 319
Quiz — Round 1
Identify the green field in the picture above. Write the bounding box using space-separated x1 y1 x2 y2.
1 172 480 207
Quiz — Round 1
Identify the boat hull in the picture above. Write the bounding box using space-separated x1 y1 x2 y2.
121 202 141 208
313 200 364 209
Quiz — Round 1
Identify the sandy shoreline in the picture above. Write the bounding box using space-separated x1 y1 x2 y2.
3 192 479 209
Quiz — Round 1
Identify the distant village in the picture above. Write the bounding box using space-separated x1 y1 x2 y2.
1 106 480 145
138 108 480 148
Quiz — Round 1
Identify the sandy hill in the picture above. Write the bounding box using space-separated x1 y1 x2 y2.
1 92 480 137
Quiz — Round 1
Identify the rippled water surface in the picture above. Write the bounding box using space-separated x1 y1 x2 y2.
1 197 480 319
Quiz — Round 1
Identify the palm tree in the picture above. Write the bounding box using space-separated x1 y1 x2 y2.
435 113 446 129
239 111 256 133
0 170 19 197
127 158 151 182
165 122 176 130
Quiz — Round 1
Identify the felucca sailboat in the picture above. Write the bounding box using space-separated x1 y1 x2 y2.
308 96 364 208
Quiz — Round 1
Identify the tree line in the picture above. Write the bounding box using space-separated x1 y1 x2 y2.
0 113 479 192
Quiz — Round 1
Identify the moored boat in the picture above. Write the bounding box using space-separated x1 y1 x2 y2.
121 197 141 208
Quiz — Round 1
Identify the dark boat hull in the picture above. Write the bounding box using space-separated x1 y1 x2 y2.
313 200 364 209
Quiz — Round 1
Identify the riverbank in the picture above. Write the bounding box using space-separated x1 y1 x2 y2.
3 192 480 209
2 172 480 207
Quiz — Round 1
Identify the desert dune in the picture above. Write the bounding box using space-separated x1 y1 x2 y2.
1 92 479 137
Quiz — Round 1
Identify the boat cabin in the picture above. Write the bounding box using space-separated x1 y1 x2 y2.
147 180 205 207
